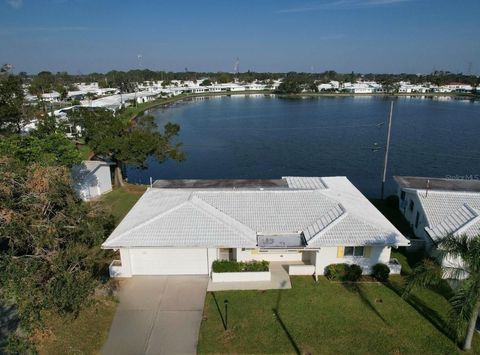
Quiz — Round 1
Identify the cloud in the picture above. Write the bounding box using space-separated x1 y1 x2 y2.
7 0 23 9
278 0 412 13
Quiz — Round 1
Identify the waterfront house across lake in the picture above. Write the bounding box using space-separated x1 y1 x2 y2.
102 176 409 278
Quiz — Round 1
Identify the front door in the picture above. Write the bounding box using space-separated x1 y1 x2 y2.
218 248 234 261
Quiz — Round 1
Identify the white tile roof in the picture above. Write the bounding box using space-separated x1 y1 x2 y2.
102 176 409 249
284 176 327 190
416 190 480 241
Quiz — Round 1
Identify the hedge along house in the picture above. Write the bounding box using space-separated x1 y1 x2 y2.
102 177 409 278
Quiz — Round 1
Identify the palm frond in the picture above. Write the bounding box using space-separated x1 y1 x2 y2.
448 278 480 340
403 258 442 298
437 234 470 259
437 234 480 274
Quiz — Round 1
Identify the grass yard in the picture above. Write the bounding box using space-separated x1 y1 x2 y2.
101 184 147 223
199 271 480 354
35 298 117 355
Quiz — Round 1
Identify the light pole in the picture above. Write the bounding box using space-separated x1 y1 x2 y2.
381 101 394 200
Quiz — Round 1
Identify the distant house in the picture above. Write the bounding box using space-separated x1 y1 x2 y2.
41 91 61 103
395 176 480 275
103 176 409 278
72 160 113 201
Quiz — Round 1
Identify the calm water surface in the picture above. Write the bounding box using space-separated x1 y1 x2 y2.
127 95 480 198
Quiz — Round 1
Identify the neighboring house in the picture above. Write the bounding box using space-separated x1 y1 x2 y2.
72 160 113 201
41 91 61 103
394 176 480 275
103 176 409 278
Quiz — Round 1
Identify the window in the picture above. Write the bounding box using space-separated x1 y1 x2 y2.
400 191 406 201
344 246 365 257
415 212 420 228
409 200 414 211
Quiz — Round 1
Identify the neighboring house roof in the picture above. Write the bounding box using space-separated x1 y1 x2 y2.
414 189 480 241
394 176 480 193
103 177 408 249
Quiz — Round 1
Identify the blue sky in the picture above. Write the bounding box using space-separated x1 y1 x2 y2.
1 0 479 74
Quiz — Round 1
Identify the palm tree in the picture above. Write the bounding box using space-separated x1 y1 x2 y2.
403 234 480 350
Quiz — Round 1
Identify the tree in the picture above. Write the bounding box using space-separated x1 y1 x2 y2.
0 157 115 331
275 77 302 94
0 75 27 134
0 131 81 167
403 234 480 350
216 73 233 84
71 108 184 186
200 79 212 86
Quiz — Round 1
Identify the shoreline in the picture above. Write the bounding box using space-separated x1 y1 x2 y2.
127 90 478 120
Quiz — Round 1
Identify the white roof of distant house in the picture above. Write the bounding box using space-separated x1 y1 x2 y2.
42 91 60 98
395 176 480 241
102 176 409 249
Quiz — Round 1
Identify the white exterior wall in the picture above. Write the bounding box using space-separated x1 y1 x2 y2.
235 248 305 262
235 247 390 275
95 165 113 195
314 246 391 275
398 188 432 248
119 248 132 277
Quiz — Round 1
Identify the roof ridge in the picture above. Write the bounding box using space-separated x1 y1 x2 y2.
425 203 478 240
103 194 193 246
304 204 347 245
189 195 257 244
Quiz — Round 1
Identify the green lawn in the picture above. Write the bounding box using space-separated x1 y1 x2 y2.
199 271 479 354
101 184 147 223
35 298 117 355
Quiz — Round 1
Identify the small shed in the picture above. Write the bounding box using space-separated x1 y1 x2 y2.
72 160 113 201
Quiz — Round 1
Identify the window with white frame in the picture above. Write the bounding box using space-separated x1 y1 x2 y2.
344 246 365 257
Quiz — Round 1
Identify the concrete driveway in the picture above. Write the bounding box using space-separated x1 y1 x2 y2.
103 276 208 355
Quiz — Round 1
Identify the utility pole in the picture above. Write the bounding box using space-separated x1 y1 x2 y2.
381 101 394 200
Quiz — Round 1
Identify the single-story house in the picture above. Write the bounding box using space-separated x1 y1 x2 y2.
395 176 480 276
103 176 409 278
72 160 113 201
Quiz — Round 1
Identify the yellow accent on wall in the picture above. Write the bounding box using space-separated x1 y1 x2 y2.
251 249 259 255
364 246 372 257
337 246 344 258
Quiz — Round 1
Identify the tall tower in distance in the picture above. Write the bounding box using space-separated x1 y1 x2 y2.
234 57 240 75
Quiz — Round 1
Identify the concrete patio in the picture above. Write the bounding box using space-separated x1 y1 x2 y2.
207 262 300 291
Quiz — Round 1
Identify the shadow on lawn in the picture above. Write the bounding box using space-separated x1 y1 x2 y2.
273 281 301 355
211 292 226 330
342 283 388 325
385 280 455 342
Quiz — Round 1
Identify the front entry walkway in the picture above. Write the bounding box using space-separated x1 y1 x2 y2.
207 262 293 291
103 276 208 355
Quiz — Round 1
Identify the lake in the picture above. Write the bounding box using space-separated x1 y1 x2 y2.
126 95 480 198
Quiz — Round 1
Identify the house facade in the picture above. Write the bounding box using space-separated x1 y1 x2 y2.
394 176 480 257
103 176 408 278
72 160 113 201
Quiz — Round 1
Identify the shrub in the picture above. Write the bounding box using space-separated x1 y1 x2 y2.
212 260 269 273
372 263 390 282
325 263 350 281
325 263 363 281
347 264 363 281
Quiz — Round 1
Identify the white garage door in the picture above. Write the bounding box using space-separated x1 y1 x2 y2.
129 248 209 275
